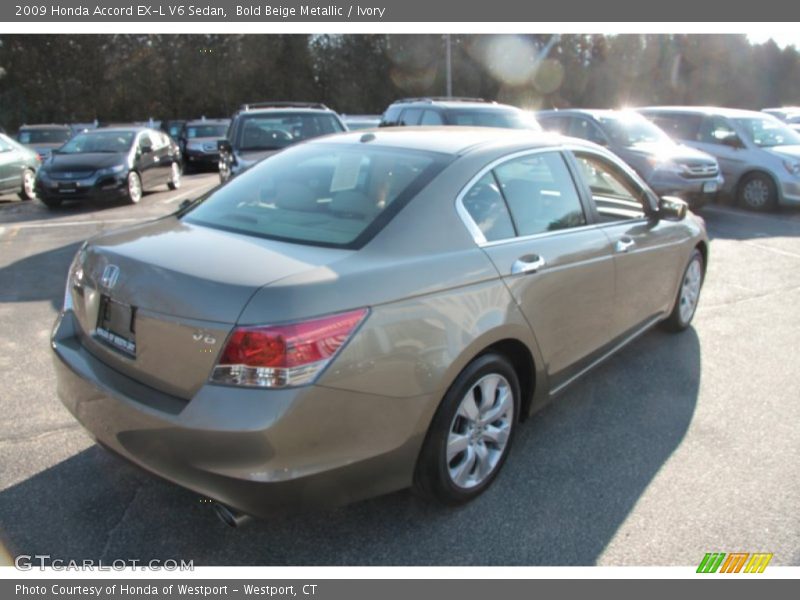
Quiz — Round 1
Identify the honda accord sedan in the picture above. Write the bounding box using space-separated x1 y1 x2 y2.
52 128 707 524
36 127 182 209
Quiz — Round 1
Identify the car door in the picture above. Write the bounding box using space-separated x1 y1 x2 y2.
152 131 173 183
135 132 159 190
692 115 749 194
0 136 20 192
570 149 687 339
459 149 617 391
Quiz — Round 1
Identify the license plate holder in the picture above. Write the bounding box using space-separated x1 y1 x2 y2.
702 181 719 193
96 295 136 356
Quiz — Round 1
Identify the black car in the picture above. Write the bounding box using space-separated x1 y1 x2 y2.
17 124 75 160
178 118 230 172
218 102 346 182
35 127 182 209
379 97 541 130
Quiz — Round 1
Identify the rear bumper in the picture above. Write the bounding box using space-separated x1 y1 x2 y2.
51 310 432 518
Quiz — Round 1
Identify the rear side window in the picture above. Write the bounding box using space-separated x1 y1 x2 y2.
420 110 445 125
646 112 702 142
538 116 571 134
493 152 586 236
381 105 403 126
184 143 451 249
461 173 516 242
399 108 423 126
569 118 609 145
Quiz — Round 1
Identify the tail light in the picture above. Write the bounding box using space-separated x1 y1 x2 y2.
211 308 368 388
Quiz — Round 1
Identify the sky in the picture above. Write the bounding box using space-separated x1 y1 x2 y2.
748 33 799 49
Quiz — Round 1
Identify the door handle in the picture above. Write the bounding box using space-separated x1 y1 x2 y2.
511 254 546 275
615 237 635 253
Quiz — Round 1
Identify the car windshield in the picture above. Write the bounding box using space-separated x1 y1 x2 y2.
187 124 228 139
236 112 345 151
18 128 72 145
57 131 135 154
598 113 672 146
183 142 450 248
450 109 541 130
733 117 800 147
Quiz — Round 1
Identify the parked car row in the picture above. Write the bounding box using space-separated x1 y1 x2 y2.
6 100 800 215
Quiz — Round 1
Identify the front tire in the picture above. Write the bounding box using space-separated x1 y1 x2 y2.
414 353 520 505
167 162 182 190
18 168 36 200
737 173 777 211
126 172 142 204
662 249 704 332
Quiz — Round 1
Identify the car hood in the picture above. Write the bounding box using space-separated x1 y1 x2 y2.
628 141 716 164
766 145 800 160
46 152 128 172
235 149 280 166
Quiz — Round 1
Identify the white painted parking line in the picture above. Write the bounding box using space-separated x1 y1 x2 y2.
158 188 202 205
7 218 143 230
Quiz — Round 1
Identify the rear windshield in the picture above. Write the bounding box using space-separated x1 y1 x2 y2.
18 128 72 145
235 112 345 151
186 124 228 139
183 143 451 248
449 109 541 130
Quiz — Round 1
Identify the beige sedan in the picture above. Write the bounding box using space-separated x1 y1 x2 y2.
52 127 707 526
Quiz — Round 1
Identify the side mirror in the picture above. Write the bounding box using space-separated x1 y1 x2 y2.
218 139 232 154
658 196 688 221
721 134 743 149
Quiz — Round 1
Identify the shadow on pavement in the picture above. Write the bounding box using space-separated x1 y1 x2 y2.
0 241 81 311
701 204 800 241
0 327 701 565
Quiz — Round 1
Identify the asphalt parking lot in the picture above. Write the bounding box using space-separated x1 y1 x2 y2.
1 185 798 566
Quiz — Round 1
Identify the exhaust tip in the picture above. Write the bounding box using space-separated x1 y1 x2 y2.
213 503 252 528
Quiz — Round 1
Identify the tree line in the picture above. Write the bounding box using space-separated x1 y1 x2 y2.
1 34 798 131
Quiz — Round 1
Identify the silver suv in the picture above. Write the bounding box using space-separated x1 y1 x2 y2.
638 106 800 211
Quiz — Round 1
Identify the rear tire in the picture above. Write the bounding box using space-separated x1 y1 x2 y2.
18 168 36 200
414 353 520 505
737 173 777 212
662 249 704 332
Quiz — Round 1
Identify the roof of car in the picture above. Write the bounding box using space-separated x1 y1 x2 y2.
312 126 567 155
19 123 72 130
637 106 773 118
91 126 153 134
185 118 230 126
538 108 646 119
389 98 520 111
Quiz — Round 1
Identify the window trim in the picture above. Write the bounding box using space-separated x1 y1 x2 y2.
455 147 592 247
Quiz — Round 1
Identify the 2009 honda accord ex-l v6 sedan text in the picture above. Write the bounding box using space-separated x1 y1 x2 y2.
51 127 708 526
